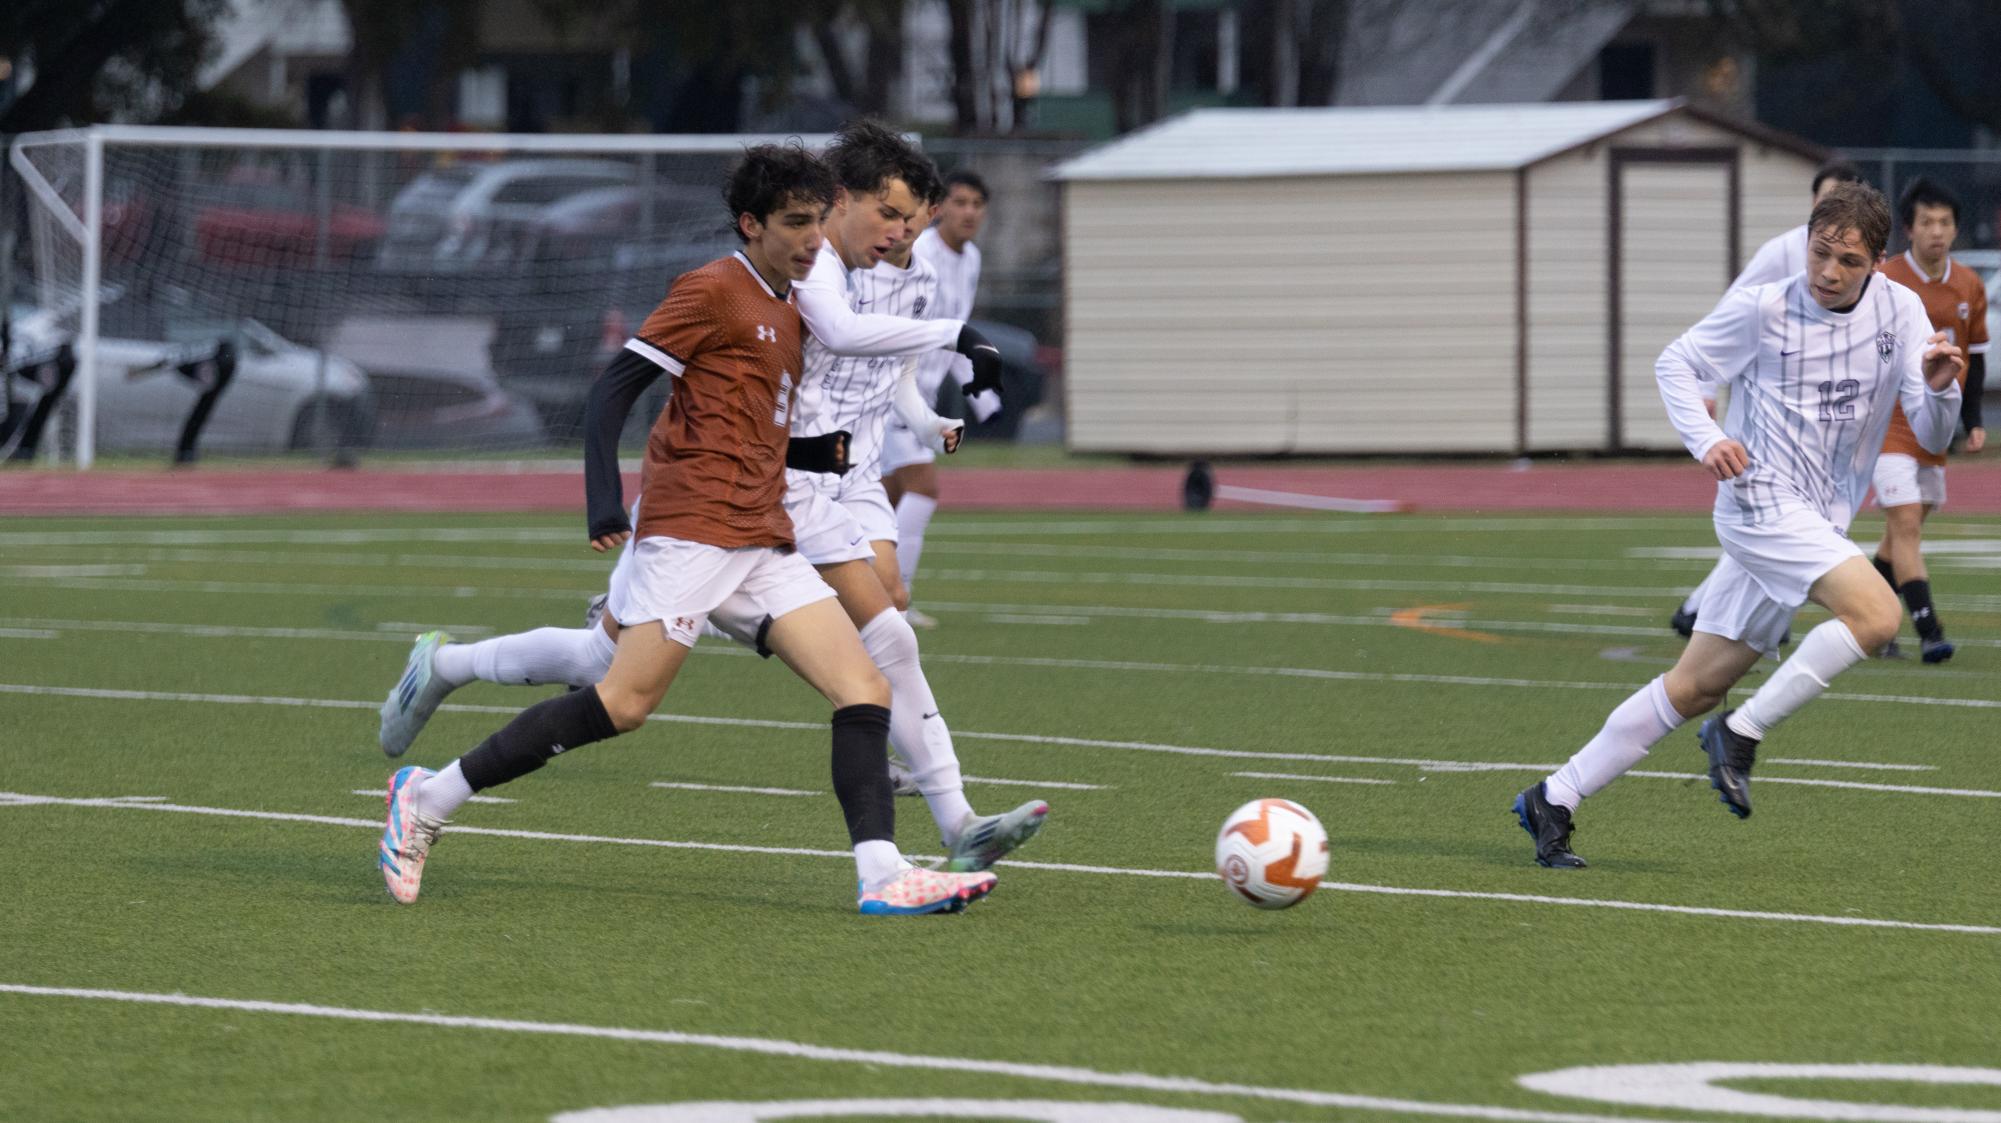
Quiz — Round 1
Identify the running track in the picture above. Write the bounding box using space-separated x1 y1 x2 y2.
3 460 2000 516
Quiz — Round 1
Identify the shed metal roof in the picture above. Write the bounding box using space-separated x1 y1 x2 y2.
1049 99 1819 182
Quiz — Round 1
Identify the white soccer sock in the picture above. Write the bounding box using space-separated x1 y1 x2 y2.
857 608 975 843
1728 619 1866 741
415 760 474 821
1544 676 1683 810
435 627 613 689
854 839 910 887
894 493 938 592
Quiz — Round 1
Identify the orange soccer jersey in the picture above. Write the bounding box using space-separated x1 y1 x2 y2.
1877 252 1987 466
629 253 804 548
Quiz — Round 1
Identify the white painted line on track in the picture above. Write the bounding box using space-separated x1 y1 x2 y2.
1211 485 1405 513
4 791 1997 936
0 982 1690 1123
964 776 1107 791
0 683 1976 787
651 782 823 798
1231 771 1396 786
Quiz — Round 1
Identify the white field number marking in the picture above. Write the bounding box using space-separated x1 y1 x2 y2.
1519 1062 2001 1122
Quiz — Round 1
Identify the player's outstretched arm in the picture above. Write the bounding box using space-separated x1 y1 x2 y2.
583 347 666 550
891 356 964 454
794 252 961 358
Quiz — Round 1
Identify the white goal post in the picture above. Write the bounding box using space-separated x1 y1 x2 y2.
7 125 831 467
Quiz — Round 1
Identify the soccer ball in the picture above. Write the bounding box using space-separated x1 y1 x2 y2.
1215 798 1329 910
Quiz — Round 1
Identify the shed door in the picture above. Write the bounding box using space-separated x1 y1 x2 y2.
1612 154 1736 450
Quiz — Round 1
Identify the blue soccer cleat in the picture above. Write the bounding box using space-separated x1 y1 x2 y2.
379 631 454 758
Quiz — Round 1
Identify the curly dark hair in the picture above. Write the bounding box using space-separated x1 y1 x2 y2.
822 118 942 206
1810 159 1862 197
1809 181 1892 260
723 143 837 244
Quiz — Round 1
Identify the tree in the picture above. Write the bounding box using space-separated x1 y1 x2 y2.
1707 0 2001 136
0 0 228 133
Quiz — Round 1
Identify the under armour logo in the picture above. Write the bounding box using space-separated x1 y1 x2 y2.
550 743 567 756
756 324 777 342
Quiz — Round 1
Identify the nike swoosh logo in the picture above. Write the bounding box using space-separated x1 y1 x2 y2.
1781 348 1802 356
921 711 939 720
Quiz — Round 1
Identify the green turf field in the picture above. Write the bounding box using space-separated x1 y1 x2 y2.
2 509 1997 1123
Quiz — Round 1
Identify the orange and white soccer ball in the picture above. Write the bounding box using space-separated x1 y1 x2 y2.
1215 798 1329 909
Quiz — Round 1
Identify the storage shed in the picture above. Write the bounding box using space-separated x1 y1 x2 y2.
1050 99 1827 455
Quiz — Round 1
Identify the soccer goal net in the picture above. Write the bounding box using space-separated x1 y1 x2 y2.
6 126 822 467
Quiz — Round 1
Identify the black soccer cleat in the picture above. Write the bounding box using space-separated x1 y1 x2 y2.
1697 711 1758 819
1921 636 1955 664
1669 604 1697 638
1512 782 1587 869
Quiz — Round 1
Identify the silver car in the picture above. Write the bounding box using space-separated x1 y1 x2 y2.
377 158 637 271
7 288 372 455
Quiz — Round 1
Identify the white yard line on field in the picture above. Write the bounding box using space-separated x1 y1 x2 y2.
651 782 823 798
964 776 1108 791
0 982 1695 1123
1231 771 1397 786
3 791 1997 937
0 683 1966 780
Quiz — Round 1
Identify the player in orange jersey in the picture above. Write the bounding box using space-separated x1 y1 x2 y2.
1869 177 1987 663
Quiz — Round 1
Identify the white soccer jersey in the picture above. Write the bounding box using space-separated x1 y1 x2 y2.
1657 273 1961 531
792 240 960 460
1729 224 1807 293
806 252 942 480
912 227 982 396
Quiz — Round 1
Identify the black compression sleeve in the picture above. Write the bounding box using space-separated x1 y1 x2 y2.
584 348 666 540
1962 353 1985 432
785 430 852 474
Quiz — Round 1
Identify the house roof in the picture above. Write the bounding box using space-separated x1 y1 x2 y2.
1049 99 1823 182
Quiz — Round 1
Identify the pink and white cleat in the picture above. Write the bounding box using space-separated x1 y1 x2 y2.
379 766 446 904
857 865 997 916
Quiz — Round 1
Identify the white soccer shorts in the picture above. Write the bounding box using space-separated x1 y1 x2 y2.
784 480 880 566
879 417 936 475
1871 452 1946 510
606 534 833 648
1694 507 1864 653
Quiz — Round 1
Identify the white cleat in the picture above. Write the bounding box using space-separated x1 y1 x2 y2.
904 607 939 630
379 766 446 904
379 631 454 758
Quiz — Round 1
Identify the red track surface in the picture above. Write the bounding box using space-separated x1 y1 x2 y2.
4 460 2001 517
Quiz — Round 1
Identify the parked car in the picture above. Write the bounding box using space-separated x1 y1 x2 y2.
192 181 386 268
376 159 637 274
7 287 374 455
320 314 546 451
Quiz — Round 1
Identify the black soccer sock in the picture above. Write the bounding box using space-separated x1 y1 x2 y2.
829 703 895 846
1899 580 1944 643
1872 555 1898 588
458 686 619 791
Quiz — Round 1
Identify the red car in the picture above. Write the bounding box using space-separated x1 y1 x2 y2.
192 182 386 267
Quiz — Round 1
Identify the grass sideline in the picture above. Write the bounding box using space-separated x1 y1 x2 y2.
2 508 1998 1122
